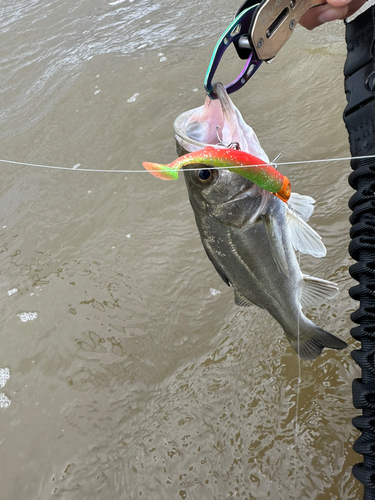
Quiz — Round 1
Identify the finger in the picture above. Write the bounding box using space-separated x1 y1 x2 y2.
325 0 367 10
316 4 349 23
325 0 352 7
299 3 348 29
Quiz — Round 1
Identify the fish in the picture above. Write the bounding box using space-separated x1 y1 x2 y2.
182 161 348 359
142 146 291 203
154 82 347 359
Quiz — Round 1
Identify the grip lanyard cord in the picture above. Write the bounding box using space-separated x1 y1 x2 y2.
343 5 375 500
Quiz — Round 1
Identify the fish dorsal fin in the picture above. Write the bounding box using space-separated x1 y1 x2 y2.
288 192 315 222
300 274 339 309
286 210 326 258
263 214 289 277
234 290 254 307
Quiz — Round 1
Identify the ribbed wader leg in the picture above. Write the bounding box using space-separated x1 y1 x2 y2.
344 6 375 499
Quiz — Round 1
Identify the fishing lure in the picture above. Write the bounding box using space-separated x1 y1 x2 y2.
143 146 291 203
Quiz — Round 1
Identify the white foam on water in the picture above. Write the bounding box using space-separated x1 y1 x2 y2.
127 93 139 103
0 368 10 388
18 312 38 322
0 393 11 409
210 288 221 296
7 288 18 296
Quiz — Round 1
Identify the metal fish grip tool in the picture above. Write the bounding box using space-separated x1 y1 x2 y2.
204 0 326 99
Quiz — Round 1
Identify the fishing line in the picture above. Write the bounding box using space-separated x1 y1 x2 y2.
1 154 375 174
295 247 302 500
283 206 304 496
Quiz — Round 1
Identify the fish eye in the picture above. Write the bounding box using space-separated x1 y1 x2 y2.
198 169 211 181
193 168 217 185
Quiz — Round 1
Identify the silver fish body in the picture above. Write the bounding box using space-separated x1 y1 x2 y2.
174 82 347 359
182 164 347 359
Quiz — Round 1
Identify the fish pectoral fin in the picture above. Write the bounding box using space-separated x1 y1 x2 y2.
300 274 339 309
286 210 326 258
202 242 231 287
263 214 290 277
287 192 315 222
234 290 254 307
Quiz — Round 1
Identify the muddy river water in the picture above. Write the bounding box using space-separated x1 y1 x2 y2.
0 0 363 498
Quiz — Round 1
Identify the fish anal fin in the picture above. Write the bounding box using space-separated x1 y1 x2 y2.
300 274 339 309
286 210 326 258
234 290 254 307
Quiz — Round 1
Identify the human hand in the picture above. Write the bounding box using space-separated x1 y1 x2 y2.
299 0 368 29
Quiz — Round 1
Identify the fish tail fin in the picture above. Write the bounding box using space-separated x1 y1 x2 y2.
142 162 179 180
288 326 348 360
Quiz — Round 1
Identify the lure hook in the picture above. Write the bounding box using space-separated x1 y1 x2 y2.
215 126 241 150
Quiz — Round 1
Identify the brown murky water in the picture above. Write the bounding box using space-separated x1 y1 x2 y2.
0 1 362 499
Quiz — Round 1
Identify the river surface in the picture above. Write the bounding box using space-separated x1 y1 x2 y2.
0 1 362 499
